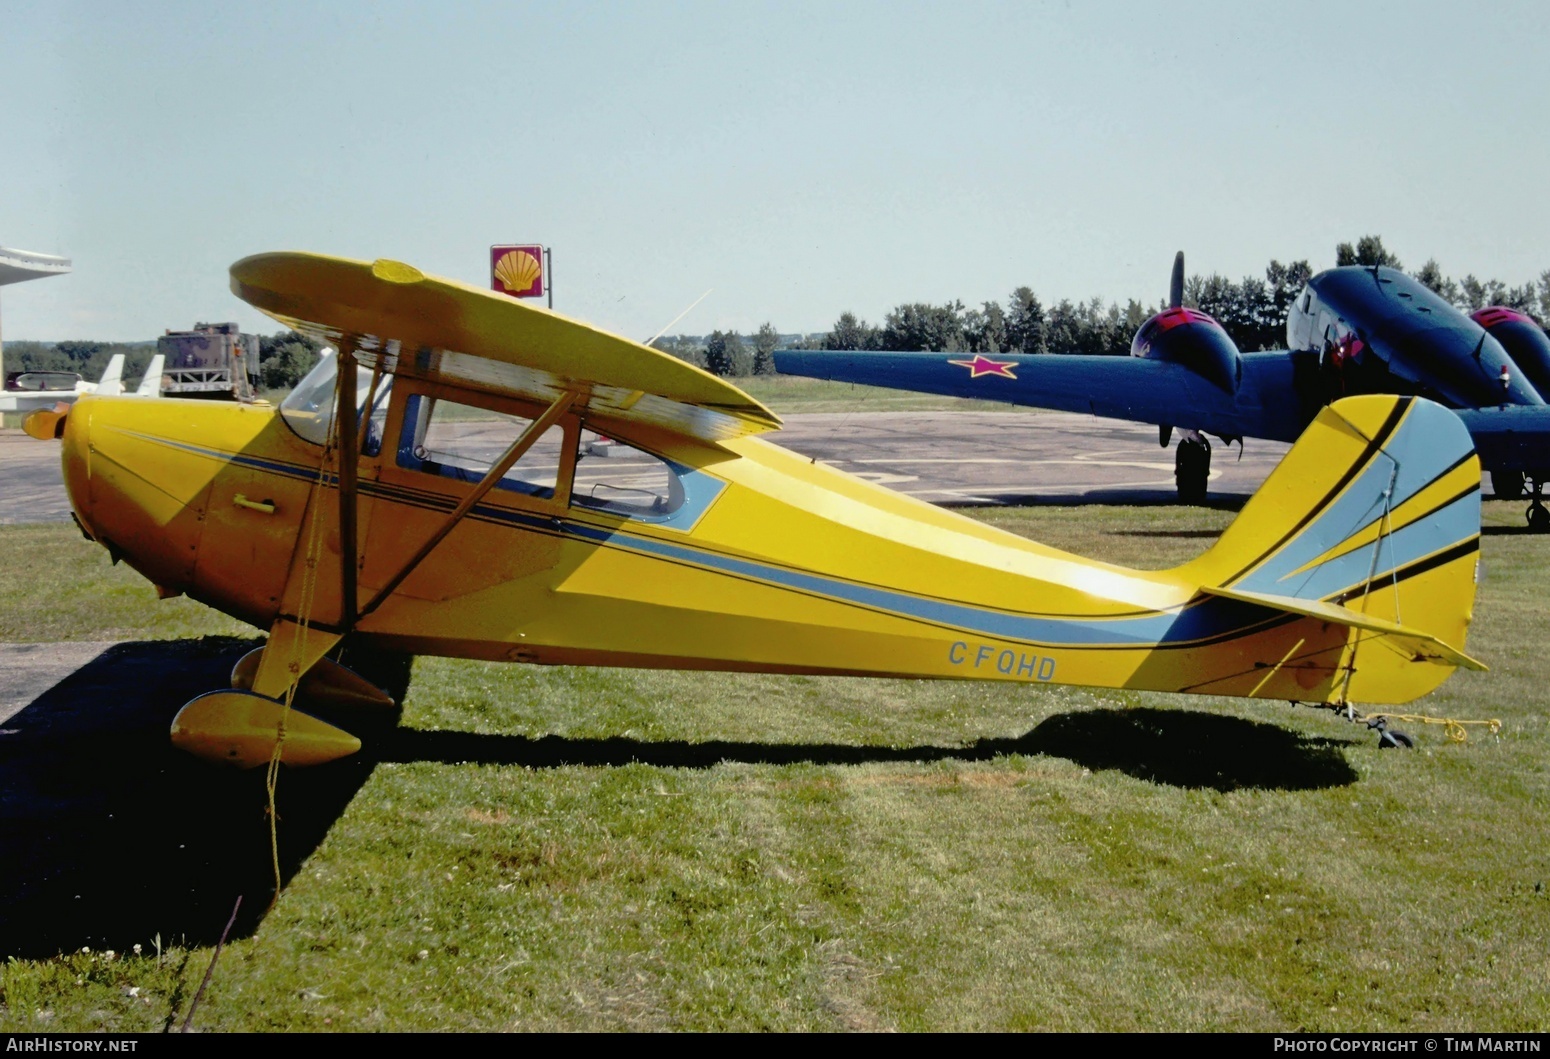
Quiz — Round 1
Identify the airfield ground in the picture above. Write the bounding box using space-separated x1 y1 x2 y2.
0 396 1546 1032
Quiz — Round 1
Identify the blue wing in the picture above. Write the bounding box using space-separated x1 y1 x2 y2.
776 348 1550 482
774 349 1313 443
1455 406 1550 476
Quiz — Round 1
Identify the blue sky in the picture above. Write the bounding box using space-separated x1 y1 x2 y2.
5 0 1549 341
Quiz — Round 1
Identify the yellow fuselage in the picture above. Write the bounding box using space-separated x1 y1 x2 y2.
59 387 1459 707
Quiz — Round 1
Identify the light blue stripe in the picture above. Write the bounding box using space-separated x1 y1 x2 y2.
1237 492 1478 600
131 429 1287 649
531 513 1281 648
1234 402 1474 599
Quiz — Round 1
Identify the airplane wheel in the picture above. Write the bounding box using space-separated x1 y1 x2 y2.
1528 504 1550 534
329 637 413 736
1378 728 1415 749
1175 438 1211 504
1494 471 1528 500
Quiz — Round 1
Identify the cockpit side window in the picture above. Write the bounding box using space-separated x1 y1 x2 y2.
569 429 688 519
1287 290 1316 351
396 393 566 501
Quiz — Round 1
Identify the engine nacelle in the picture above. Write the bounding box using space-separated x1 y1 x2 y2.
1130 306 1242 393
1472 307 1550 402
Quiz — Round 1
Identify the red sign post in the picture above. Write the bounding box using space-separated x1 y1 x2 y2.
490 244 547 302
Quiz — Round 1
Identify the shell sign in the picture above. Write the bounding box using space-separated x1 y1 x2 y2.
490 244 546 299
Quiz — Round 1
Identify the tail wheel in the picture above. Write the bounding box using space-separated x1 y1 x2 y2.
1175 437 1212 504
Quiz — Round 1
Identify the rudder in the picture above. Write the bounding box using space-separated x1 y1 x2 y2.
1181 395 1482 703
134 354 164 397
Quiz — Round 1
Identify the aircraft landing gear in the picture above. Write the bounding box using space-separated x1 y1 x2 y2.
1528 478 1550 534
1315 700 1500 747
1369 716 1415 749
1175 434 1211 504
169 625 403 769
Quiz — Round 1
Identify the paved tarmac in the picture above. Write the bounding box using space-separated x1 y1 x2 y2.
0 410 1287 526
0 432 73 524
769 410 1286 506
0 641 120 725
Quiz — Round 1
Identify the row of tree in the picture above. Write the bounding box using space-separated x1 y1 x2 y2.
651 322 786 377
2 331 327 392
2 340 156 384
795 236 1550 366
654 236 1550 376
9 239 1547 385
257 331 324 389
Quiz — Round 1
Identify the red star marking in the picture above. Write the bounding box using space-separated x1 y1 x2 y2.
948 355 1018 379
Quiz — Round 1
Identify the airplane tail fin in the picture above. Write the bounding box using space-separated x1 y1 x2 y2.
1182 395 1483 704
134 354 165 397
93 354 126 396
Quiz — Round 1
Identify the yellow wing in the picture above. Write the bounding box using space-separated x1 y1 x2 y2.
229 252 780 443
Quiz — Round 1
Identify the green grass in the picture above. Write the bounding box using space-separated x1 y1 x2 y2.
1 503 1547 1030
0 524 252 642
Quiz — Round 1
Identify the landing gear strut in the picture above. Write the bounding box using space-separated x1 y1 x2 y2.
1175 434 1211 504
1528 477 1549 533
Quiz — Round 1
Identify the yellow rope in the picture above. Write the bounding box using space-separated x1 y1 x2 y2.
1362 711 1503 744
264 365 343 912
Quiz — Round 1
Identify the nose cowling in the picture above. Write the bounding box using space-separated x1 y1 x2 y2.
61 395 216 593
59 403 93 536
61 394 316 627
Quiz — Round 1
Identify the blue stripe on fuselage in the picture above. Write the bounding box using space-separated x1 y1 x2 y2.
123 429 1289 650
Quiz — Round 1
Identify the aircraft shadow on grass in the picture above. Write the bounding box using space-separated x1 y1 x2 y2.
0 637 359 959
0 638 1355 959
1481 523 1545 536
1107 528 1231 540
379 707 1358 794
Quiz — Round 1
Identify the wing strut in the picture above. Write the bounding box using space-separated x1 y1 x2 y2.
357 389 577 620
336 339 360 630
356 352 387 454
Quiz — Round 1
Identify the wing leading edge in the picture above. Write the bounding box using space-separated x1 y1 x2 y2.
231 253 780 444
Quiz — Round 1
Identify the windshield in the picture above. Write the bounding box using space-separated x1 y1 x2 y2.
279 349 393 449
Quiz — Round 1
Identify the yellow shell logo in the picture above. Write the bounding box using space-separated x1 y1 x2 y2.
494 249 542 293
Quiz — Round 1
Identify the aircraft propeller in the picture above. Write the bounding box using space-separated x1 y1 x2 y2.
1135 249 1243 500
1157 250 1187 449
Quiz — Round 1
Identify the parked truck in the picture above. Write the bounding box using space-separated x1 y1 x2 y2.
157 322 260 400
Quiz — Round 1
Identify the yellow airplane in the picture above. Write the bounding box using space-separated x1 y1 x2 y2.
26 252 1486 768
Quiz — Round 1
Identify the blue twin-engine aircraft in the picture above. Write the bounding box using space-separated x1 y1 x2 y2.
776 254 1550 529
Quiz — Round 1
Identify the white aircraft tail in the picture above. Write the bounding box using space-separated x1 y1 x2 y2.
82 354 126 396
134 354 165 397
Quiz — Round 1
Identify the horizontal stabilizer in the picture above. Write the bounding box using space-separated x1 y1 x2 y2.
1201 584 1485 670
